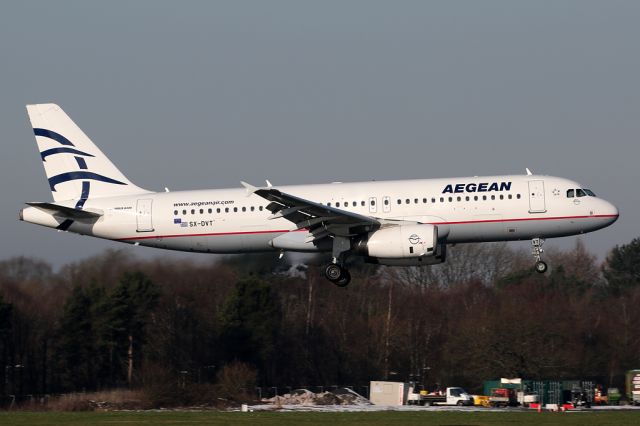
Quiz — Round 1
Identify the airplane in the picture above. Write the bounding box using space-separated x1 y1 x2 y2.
19 103 619 286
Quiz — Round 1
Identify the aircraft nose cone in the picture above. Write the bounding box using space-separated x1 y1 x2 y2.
606 202 619 224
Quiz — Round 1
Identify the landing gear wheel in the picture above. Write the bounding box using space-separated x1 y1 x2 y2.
325 264 343 281
334 270 351 287
535 261 548 274
324 264 351 287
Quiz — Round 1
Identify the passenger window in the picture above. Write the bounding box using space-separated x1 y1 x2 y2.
199 209 204 214
448 197 453 202
233 207 238 212
174 210 178 215
217 208 221 213
414 198 418 204
465 196 470 201
225 207 229 213
457 196 461 202
406 199 410 204
259 206 263 211
371 199 376 206
474 196 478 201
242 207 246 212
482 195 487 200
440 197 444 202
517 194 521 199
500 195 504 200
431 198 436 203
423 198 427 203
336 202 340 207
328 203 332 207
397 199 401 205
491 195 495 200
508 194 512 200
361 201 365 206
182 209 187 215
353 201 357 207
251 206 255 212
576 189 586 197
208 208 212 214
384 199 389 205
191 209 195 214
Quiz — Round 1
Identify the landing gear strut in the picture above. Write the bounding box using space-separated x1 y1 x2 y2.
324 236 352 287
531 238 548 273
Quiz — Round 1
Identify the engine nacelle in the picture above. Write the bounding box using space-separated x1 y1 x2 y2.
356 224 438 259
365 243 447 266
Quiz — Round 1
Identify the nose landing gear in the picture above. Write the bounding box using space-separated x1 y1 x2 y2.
531 238 548 273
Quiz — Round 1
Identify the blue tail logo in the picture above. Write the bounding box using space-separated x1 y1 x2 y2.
34 127 127 207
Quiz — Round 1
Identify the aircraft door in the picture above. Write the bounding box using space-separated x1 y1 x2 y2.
383 196 391 213
136 199 154 232
528 180 546 213
369 197 377 214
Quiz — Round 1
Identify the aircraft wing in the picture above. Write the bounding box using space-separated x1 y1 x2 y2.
241 182 380 241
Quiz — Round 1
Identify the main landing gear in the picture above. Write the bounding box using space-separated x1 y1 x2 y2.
324 236 352 287
531 237 548 274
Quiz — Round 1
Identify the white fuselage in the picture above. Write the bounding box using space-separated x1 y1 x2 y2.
21 174 619 254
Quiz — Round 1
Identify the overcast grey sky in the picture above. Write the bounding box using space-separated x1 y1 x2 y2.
1 1 638 268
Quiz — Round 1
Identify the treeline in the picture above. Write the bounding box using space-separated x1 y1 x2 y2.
1 238 639 405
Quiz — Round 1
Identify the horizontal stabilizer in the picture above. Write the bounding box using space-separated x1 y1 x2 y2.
26 202 103 219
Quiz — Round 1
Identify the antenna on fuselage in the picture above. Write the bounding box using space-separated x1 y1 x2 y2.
526 168 533 176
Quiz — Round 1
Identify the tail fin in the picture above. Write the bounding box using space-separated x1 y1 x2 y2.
26 103 150 202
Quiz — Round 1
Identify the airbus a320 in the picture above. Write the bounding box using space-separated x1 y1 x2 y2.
20 104 619 286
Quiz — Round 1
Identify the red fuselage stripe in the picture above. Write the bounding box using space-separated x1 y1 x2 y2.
117 214 618 241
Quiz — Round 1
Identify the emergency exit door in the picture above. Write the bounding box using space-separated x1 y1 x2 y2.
136 199 154 232
528 180 546 213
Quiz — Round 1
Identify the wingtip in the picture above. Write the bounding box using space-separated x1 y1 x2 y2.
240 181 258 195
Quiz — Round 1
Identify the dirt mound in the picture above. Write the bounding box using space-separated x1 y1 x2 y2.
264 388 370 406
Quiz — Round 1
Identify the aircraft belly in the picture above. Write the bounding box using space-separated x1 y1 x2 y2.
446 216 611 243
447 219 503 243
135 232 280 254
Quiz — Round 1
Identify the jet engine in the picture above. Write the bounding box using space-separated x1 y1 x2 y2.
355 224 440 260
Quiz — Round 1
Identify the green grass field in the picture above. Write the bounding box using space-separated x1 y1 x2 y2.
1 411 640 426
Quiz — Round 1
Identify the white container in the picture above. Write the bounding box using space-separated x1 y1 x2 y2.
370 381 405 405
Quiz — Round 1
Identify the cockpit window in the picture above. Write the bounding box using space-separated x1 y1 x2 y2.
584 189 596 197
567 189 575 198
576 189 587 197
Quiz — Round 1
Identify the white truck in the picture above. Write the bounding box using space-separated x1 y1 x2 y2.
407 386 474 406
